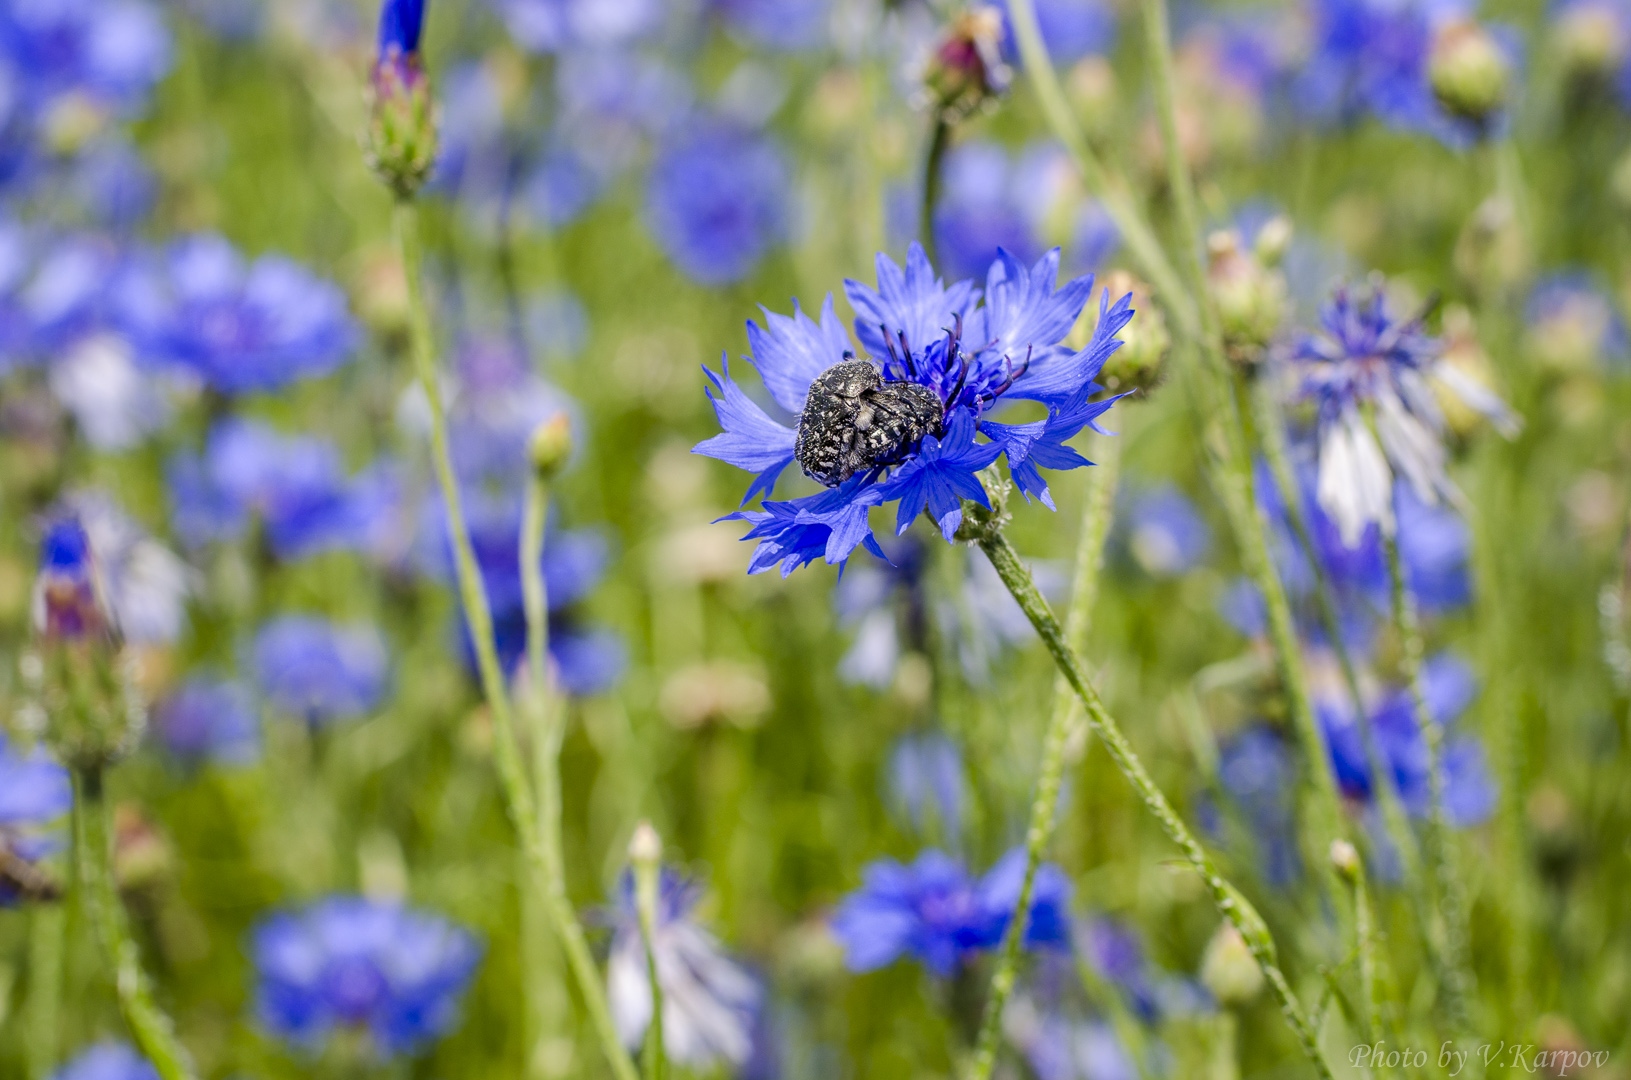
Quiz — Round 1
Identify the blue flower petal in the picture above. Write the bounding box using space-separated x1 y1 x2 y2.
693 360 797 504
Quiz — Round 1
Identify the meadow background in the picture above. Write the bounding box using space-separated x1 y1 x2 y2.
0 0 1628 1077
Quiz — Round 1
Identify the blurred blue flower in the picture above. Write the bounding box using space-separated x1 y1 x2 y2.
42 493 191 646
996 0 1117 66
487 0 663 52
252 617 390 725
606 868 764 1070
699 245 1132 574
646 121 789 286
1293 280 1517 547
886 732 965 836
154 677 260 765
1077 916 1160 1020
252 896 482 1057
1003 994 1138 1080
115 233 359 395
1216 725 1302 884
933 140 1042 283
69 137 156 230
169 419 404 562
0 0 172 119
49 1042 157 1080
830 848 1069 976
33 515 105 642
1525 271 1630 373
713 0 830 51
1118 484 1211 578
1319 652 1494 827
0 732 71 903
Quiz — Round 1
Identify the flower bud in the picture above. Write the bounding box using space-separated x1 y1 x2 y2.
1090 271 1169 394
528 413 574 480
1329 838 1360 881
1207 230 1287 364
1553 2 1627 87
1252 215 1293 268
367 0 438 200
628 820 663 869
1429 20 1510 124
31 519 145 769
922 7 1011 123
1200 923 1265 1008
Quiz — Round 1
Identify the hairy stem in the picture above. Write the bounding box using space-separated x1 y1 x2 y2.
962 496 1333 1079
398 200 639 1080
920 118 950 266
1383 530 1473 1028
72 767 194 1080
966 441 1120 1080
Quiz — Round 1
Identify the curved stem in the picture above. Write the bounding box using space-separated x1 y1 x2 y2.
1383 531 1473 1028
1004 0 1195 337
967 440 1120 1080
72 767 195 1080
397 200 640 1080
962 498 1333 1079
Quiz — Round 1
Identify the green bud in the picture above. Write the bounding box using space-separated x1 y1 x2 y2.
367 52 439 201
1329 839 1361 882
1200 922 1265 1008
922 8 1011 123
528 413 575 480
1429 20 1510 123
1207 230 1287 364
1091 271 1169 394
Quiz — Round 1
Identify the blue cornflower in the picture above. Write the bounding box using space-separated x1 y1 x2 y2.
377 0 425 55
1292 280 1517 547
486 0 663 52
1 0 172 120
698 244 1132 575
33 516 107 643
713 0 830 51
49 1042 158 1080
1319 652 1494 826
933 141 1043 283
1004 992 1138 1080
35 494 190 647
252 896 482 1057
646 120 789 286
1525 271 1629 373
168 419 403 561
153 677 260 765
251 617 390 726
1117 484 1211 578
606 869 763 1070
1 732 71 904
115 234 359 395
829 848 1069 976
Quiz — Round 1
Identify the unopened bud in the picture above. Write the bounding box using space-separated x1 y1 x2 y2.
628 820 662 869
1554 1 1629 84
1208 230 1287 363
528 413 574 480
1201 922 1265 1007
923 7 1011 123
1090 271 1169 394
366 0 437 199
1329 839 1360 881
1429 20 1510 123
1253 216 1293 268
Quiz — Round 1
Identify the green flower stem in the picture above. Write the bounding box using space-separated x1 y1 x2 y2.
1004 0 1195 337
397 199 640 1080
966 438 1120 1080
25 903 65 1080
1337 851 1384 1043
920 117 951 266
71 767 194 1080
1382 530 1473 1028
960 491 1334 1080
631 854 666 1080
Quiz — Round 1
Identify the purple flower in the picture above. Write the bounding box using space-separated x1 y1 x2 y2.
49 1042 158 1080
252 896 482 1057
646 121 789 286
154 677 259 765
252 617 390 726
115 234 359 395
698 244 1132 575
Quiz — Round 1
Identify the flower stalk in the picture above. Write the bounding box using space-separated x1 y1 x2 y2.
25 903 66 1080
959 479 1334 1079
72 767 195 1080
396 198 640 1080
966 440 1120 1080
628 823 667 1080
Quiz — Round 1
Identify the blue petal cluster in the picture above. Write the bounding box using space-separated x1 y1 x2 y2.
252 896 482 1057
252 617 391 726
115 234 359 395
646 121 789 286
153 677 260 765
0 732 71 904
829 847 1071 977
698 244 1132 575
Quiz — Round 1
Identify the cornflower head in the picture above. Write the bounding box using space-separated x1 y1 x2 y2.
645 119 789 286
696 244 1132 576
368 0 438 199
251 617 390 726
605 868 764 1071
251 896 482 1057
924 7 1013 122
1291 279 1517 547
0 732 71 904
153 677 260 765
49 1042 158 1080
